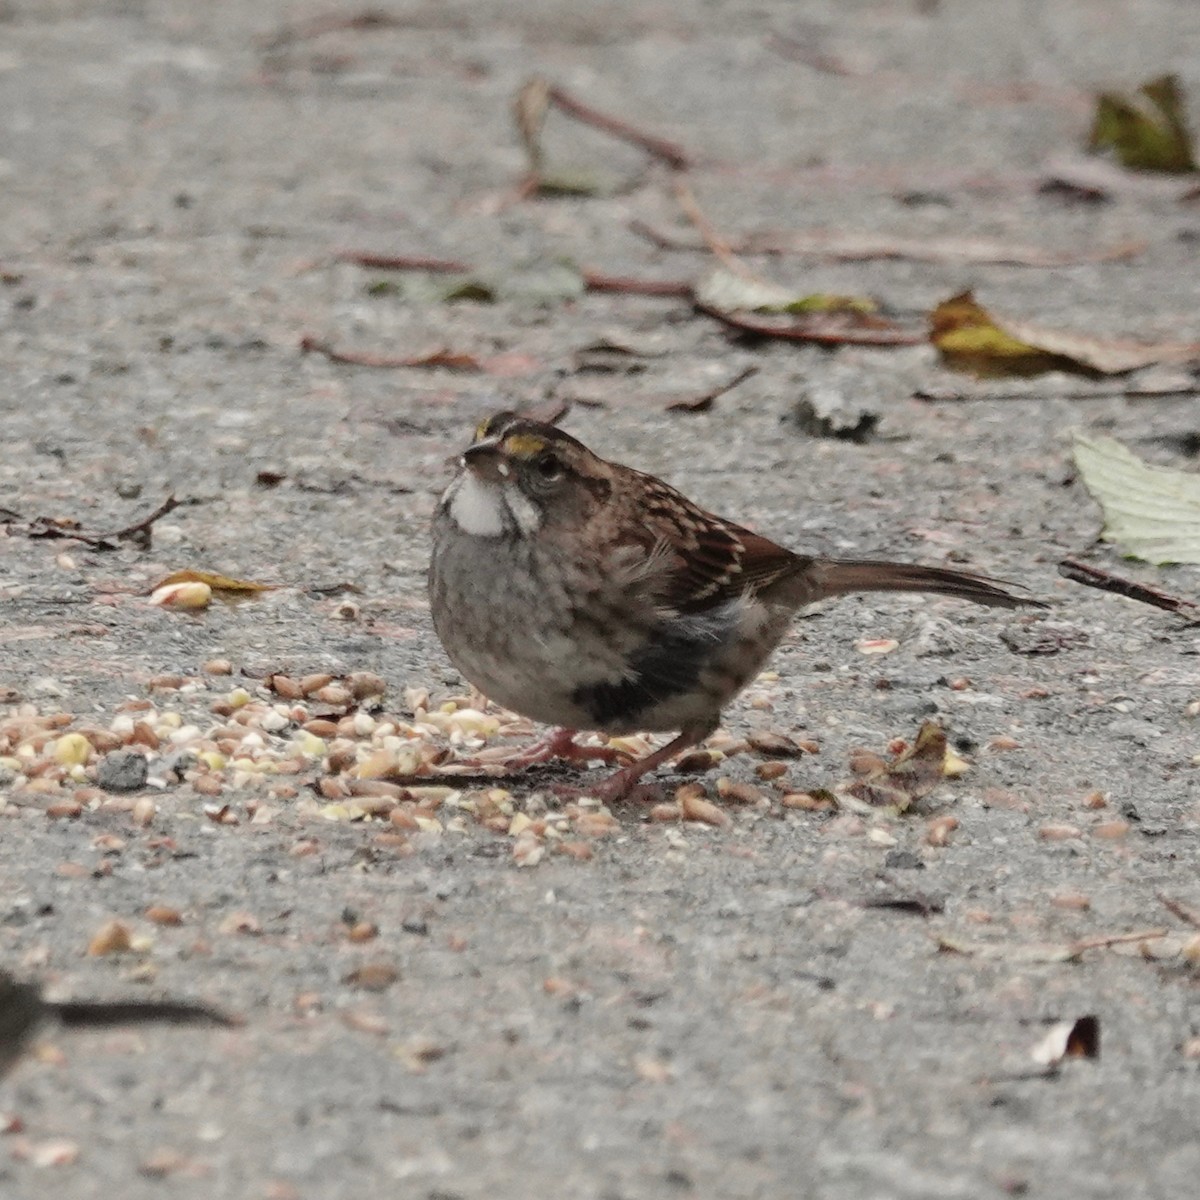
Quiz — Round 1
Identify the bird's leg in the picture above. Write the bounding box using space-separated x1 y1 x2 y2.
590 725 712 803
500 727 633 771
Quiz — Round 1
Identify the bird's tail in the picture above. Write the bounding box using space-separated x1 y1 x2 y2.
805 558 1044 610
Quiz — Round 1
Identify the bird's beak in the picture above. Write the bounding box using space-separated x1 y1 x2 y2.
462 441 510 483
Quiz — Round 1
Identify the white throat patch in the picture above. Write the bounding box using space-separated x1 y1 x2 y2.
447 472 506 537
446 471 542 538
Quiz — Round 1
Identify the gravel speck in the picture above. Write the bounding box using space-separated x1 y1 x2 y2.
96 749 149 793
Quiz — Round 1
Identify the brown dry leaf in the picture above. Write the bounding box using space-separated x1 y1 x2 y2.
151 569 277 596
1030 1015 1100 1066
840 720 949 814
930 290 1200 378
1089 74 1197 173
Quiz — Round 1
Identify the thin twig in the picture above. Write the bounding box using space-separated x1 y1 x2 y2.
1157 893 1200 931
581 270 694 298
765 32 868 77
629 219 1146 267
335 252 694 298
545 83 691 169
1058 558 1200 620
695 302 924 347
97 494 182 546
258 8 403 51
1067 928 1167 956
673 178 757 278
300 336 480 370
335 250 472 273
627 219 694 250
18 495 181 551
666 365 759 412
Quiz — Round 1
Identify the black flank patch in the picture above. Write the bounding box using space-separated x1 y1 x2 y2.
572 611 732 726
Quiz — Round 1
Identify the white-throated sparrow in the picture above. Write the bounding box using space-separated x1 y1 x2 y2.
429 411 1044 798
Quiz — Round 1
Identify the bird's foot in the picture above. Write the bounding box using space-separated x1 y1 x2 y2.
494 727 634 772
577 729 709 803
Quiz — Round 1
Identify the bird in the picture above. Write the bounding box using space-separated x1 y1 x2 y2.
428 411 1044 799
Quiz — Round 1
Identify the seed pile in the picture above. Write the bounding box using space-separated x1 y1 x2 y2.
0 666 825 866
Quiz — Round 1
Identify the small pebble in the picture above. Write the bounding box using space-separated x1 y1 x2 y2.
96 749 149 793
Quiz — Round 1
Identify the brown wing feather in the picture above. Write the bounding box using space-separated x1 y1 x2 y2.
622 470 801 613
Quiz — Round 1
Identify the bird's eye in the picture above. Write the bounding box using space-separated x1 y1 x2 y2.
533 452 563 482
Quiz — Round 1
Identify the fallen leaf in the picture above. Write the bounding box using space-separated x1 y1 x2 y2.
1030 1015 1102 1066
1073 435 1200 564
151 569 277 595
839 720 949 814
1089 74 1197 173
930 290 1200 378
694 266 876 315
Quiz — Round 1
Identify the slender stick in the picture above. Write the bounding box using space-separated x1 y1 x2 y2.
695 302 924 347
1157 893 1200 930
666 365 759 412
98 495 182 544
335 251 472 273
545 84 691 169
300 336 480 370
1058 557 1200 619
673 179 757 278
581 270 693 298
1068 928 1167 956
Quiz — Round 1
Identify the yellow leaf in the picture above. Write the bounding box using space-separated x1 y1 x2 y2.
151 569 276 595
930 290 1200 379
1089 74 1197 174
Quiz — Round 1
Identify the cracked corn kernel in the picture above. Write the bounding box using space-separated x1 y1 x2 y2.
54 733 91 766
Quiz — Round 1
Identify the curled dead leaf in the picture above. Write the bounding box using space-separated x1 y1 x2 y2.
930 290 1200 378
1030 1015 1100 1066
151 569 276 597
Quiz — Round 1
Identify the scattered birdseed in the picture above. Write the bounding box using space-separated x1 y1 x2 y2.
0 662 864 869
87 919 133 957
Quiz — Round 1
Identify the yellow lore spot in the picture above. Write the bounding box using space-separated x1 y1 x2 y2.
502 433 548 458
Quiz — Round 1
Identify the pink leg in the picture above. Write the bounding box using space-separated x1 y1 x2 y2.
501 727 633 771
589 728 709 802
